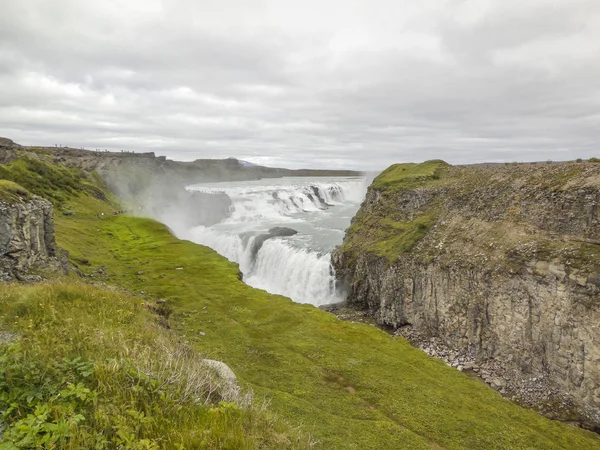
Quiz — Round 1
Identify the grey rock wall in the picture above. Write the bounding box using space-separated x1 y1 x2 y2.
333 162 600 428
0 197 67 281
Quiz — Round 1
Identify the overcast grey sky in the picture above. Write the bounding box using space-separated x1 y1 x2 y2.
1 0 599 170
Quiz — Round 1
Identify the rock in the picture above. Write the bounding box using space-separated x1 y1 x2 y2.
203 359 237 384
156 299 166 304
248 227 299 260
268 227 298 237
0 330 18 346
136 270 144 275
198 331 206 336
319 301 346 312
332 161 600 427
0 137 20 164
491 378 506 389
0 192 68 281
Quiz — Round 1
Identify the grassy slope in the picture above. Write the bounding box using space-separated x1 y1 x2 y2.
0 283 310 449
0 180 32 204
49 194 600 449
0 157 105 207
341 161 448 264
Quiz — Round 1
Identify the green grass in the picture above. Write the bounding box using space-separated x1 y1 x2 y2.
371 160 449 192
0 283 313 449
38 193 600 449
0 180 31 204
337 161 449 264
373 211 437 260
0 158 105 207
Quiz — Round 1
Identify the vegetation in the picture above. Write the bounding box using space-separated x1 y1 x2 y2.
0 157 105 206
0 283 311 449
2 156 600 448
371 160 449 192
0 180 31 204
340 161 447 264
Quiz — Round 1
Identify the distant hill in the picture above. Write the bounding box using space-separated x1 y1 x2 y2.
3 140 361 187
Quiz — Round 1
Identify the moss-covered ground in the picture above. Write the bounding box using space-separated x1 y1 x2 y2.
2 156 600 448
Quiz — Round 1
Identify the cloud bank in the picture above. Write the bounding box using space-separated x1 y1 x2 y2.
1 0 599 170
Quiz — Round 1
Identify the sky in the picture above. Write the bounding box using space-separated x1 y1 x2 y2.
1 0 600 170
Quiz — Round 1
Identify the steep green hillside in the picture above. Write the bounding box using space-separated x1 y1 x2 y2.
0 157 105 206
2 156 600 448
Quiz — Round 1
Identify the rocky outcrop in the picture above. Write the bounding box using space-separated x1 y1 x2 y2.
0 189 67 281
0 137 20 164
333 160 600 429
246 227 298 260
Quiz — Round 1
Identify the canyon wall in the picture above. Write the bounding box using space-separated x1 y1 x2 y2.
333 160 600 428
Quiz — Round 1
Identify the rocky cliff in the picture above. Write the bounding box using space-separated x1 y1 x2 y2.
0 181 67 281
0 137 19 165
333 160 600 429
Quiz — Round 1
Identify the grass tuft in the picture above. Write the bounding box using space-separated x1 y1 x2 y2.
0 180 32 204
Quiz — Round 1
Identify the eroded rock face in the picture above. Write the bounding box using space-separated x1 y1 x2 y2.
0 137 19 164
0 197 67 281
333 162 600 428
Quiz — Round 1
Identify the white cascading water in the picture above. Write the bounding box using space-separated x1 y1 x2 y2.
185 177 367 306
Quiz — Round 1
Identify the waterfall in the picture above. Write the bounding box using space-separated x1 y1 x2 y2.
183 177 366 306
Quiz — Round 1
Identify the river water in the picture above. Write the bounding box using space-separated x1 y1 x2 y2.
183 177 367 306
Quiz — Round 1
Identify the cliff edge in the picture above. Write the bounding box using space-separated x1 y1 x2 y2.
333 160 600 429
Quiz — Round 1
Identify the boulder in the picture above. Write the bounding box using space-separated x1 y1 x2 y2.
268 227 298 237
249 227 299 261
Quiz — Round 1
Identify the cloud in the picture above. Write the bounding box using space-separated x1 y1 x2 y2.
1 0 599 170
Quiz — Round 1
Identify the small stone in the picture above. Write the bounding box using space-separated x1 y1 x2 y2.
491 378 506 389
457 365 464 372
198 331 206 336
136 270 144 275
156 299 166 304
175 267 183 270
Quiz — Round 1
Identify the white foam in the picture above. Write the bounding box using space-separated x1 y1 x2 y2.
182 177 366 305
